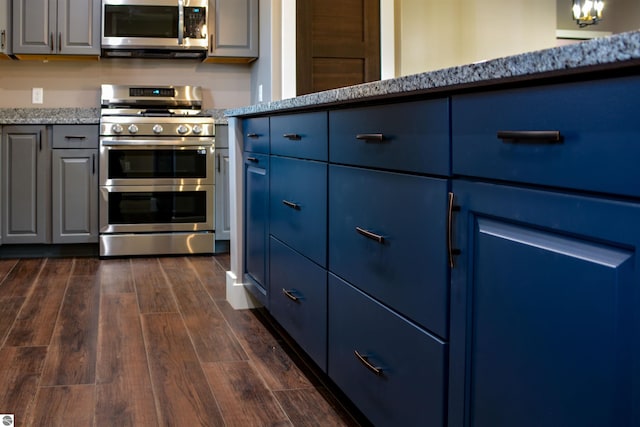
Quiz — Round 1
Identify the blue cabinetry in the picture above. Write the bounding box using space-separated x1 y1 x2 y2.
449 180 640 427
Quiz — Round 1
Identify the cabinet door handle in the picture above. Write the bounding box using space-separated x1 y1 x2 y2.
354 350 383 376
246 133 259 139
355 226 384 243
1 30 6 50
282 200 300 210
356 133 384 142
497 130 563 144
448 192 461 268
209 34 213 54
92 154 96 175
64 135 87 140
217 153 221 172
246 157 259 163
50 33 54 52
283 133 301 140
58 32 62 52
282 288 299 302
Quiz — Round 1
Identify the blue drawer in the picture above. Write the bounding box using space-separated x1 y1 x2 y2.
270 237 327 371
453 75 640 198
328 274 447 427
270 156 327 267
329 165 449 337
242 117 270 153
271 112 328 161
329 99 450 175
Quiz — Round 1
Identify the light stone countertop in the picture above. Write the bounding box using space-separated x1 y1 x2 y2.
226 30 640 117
0 108 228 125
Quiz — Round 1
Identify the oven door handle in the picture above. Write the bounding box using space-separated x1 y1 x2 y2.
100 139 214 147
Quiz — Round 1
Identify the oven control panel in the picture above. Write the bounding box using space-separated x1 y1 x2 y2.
101 117 214 137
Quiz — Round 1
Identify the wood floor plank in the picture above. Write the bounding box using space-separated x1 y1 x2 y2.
216 301 314 391
72 257 101 276
0 258 44 298
161 257 248 363
189 256 227 301
99 258 134 294
0 297 25 346
5 258 72 347
0 259 18 286
131 258 178 313
28 385 95 427
141 312 225 426
95 294 159 427
273 388 362 427
203 360 292 427
40 275 100 386
0 346 48 422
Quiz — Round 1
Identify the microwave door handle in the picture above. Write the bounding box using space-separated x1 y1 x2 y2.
178 0 184 45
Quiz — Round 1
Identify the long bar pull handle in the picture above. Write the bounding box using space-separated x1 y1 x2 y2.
246 157 259 163
283 133 301 140
92 154 96 175
1 30 6 50
177 0 184 45
209 34 213 54
356 226 384 244
497 130 562 144
282 200 300 210
246 133 259 139
356 133 384 142
354 350 383 376
50 33 54 52
282 289 299 302
217 153 221 172
448 192 461 268
64 135 87 140
58 32 61 52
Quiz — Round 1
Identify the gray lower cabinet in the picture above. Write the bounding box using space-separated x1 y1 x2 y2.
51 149 98 243
1 125 50 244
215 147 231 242
206 0 258 62
12 0 100 56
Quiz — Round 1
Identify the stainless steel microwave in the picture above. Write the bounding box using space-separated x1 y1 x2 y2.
101 0 208 59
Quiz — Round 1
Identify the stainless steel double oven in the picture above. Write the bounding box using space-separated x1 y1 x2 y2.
99 85 215 256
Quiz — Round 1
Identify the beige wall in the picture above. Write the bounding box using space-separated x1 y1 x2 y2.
0 59 252 109
398 0 557 76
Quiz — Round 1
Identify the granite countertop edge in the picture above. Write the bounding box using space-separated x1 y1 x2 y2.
225 30 640 117
0 108 229 125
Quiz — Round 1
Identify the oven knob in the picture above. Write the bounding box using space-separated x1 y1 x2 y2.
111 124 124 134
177 124 189 135
152 124 164 134
128 124 139 134
192 124 202 134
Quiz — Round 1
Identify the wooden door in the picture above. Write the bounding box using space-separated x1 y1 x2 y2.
297 0 380 96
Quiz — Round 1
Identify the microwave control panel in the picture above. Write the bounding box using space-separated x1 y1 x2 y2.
185 7 207 38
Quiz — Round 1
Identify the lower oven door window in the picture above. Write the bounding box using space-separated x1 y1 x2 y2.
100 185 214 233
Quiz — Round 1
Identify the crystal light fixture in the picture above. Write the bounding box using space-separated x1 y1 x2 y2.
572 0 604 27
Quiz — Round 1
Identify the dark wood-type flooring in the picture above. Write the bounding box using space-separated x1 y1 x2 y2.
0 254 367 426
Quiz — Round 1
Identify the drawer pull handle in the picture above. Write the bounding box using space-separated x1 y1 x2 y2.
283 133 302 140
246 157 259 163
448 192 461 268
354 350 383 376
64 135 87 140
497 130 563 143
247 133 260 139
282 289 299 302
356 226 384 243
356 133 384 142
282 200 301 210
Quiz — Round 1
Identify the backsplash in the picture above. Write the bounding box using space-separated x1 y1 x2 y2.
0 58 252 109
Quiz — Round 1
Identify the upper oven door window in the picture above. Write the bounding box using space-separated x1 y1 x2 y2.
104 5 179 39
101 145 215 186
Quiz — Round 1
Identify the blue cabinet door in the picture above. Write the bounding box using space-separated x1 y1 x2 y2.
449 180 640 427
244 152 269 306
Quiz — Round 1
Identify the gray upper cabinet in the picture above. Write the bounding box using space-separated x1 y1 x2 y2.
1 125 51 244
0 0 11 58
206 0 258 62
12 0 100 56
